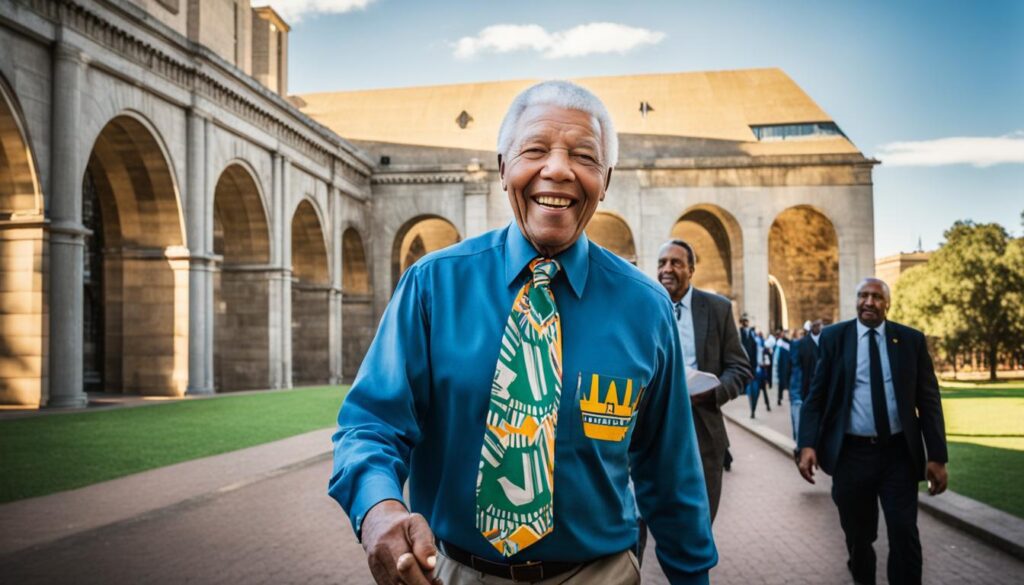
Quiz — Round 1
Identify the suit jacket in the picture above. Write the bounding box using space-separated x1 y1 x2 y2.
689 289 754 452
797 319 948 481
775 341 792 390
739 327 758 371
793 336 819 401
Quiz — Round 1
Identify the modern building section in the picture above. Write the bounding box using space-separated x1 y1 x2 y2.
0 0 877 408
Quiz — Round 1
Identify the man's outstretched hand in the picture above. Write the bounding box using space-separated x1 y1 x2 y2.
361 500 442 585
797 447 818 484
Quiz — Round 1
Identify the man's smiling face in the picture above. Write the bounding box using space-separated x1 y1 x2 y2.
500 105 611 257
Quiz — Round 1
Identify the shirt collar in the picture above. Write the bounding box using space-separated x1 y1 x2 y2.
677 285 693 310
856 319 887 339
504 221 589 298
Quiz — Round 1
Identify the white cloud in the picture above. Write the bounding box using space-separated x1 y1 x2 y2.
252 0 376 23
453 22 666 60
877 132 1024 167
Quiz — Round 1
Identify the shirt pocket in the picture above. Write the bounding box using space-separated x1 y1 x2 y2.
574 370 646 443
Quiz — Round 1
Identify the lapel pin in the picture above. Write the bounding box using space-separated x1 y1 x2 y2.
892 338 899 344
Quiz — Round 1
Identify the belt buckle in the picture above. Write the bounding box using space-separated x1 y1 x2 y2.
510 560 544 583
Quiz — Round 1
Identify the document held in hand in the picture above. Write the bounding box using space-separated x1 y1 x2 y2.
685 368 721 396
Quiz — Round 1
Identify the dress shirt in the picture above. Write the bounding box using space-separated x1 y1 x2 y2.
674 286 699 371
810 332 821 345
848 320 903 436
329 222 716 584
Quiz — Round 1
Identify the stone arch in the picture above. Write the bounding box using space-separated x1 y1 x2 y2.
291 199 330 385
670 205 744 305
768 205 839 328
0 76 46 406
768 274 790 333
390 215 460 290
82 113 189 396
341 227 372 381
586 211 637 264
212 162 272 391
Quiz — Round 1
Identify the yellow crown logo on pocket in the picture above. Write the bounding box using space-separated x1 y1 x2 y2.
579 374 643 442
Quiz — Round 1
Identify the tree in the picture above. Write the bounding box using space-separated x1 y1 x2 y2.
890 221 1024 381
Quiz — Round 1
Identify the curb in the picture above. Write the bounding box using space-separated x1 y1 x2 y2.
722 410 1024 561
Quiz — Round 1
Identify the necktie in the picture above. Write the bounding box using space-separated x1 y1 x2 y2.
868 329 891 440
476 258 562 557
675 302 682 321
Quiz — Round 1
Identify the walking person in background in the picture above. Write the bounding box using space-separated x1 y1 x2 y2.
787 328 807 443
797 278 948 585
772 329 792 406
749 331 771 417
656 239 753 522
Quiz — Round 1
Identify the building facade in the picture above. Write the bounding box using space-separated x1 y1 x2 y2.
0 0 877 409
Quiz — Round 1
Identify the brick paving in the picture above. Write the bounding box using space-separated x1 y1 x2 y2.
0 416 1020 584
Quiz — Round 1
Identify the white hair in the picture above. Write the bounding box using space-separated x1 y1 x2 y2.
497 80 619 168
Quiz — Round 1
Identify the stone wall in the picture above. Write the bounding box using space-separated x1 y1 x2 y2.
214 269 270 391
341 294 373 381
292 285 329 385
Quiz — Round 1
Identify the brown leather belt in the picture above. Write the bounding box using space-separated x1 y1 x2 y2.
438 540 579 583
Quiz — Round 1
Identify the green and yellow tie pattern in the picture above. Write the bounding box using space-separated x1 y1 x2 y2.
476 258 562 557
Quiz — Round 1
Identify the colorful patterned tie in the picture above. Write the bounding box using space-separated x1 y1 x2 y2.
476 258 562 557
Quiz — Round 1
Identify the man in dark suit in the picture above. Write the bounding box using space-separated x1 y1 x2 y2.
797 278 948 585
789 319 822 439
658 239 753 520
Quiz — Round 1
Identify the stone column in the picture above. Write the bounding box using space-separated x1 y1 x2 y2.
186 108 214 395
47 43 88 408
463 174 489 238
267 153 293 389
741 217 770 332
328 186 343 384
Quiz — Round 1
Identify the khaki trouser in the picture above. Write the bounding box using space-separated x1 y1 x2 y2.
434 550 641 585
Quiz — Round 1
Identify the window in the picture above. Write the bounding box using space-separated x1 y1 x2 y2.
750 122 846 141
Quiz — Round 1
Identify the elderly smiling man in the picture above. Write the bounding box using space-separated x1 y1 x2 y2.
329 81 716 585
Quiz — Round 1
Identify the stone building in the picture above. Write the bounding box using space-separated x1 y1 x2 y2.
876 251 931 288
298 71 878 339
1 0 373 408
0 0 877 409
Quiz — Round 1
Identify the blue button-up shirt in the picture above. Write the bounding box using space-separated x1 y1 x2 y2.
329 223 716 584
848 320 903 436
674 286 699 371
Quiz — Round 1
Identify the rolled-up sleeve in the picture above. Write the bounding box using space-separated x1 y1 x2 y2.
328 264 431 538
629 303 717 585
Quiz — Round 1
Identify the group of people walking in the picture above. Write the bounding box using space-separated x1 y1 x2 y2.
739 318 823 441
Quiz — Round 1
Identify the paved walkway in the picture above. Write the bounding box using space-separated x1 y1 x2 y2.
1 418 1021 584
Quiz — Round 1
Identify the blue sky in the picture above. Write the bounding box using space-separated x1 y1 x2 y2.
268 0 1023 258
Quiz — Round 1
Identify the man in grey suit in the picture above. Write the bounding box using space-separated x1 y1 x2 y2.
657 239 753 520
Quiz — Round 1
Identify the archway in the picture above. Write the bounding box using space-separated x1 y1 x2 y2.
212 163 271 391
341 227 372 380
586 212 636 264
291 200 330 385
768 274 789 333
83 114 189 396
391 216 460 290
768 206 839 328
670 206 744 305
0 79 45 406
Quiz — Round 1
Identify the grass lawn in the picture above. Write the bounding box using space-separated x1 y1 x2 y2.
0 386 348 504
939 381 1024 518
